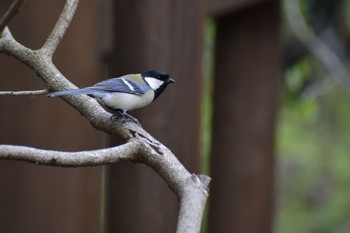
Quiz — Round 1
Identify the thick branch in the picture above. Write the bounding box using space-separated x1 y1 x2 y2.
0 133 210 233
177 175 210 232
0 0 27 33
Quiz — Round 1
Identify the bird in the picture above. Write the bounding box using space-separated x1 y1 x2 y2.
47 70 175 124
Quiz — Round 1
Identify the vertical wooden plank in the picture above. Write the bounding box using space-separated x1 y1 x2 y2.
106 0 205 232
208 1 279 233
0 1 105 232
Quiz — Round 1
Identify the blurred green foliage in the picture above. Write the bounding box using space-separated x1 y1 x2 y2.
275 35 350 233
276 82 350 233
200 18 216 233
200 18 215 176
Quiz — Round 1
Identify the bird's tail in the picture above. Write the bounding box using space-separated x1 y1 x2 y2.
47 88 98 97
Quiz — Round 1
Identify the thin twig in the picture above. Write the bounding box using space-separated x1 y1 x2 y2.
0 89 48 96
40 0 79 58
0 0 27 33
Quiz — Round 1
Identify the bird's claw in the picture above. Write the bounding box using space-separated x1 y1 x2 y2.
111 111 141 126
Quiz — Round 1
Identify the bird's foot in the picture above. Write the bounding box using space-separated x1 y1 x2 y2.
111 111 141 126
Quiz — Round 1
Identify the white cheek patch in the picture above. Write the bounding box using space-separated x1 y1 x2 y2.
121 78 135 91
145 77 164 90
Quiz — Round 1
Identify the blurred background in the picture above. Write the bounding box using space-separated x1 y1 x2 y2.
0 0 349 232
277 0 350 232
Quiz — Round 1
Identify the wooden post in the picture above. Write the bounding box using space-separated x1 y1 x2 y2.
208 1 280 232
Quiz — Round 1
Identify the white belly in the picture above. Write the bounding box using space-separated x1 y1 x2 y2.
98 91 154 111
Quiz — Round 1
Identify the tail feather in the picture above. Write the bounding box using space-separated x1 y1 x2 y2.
47 88 98 97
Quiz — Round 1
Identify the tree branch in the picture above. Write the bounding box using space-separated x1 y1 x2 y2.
0 141 139 167
0 131 211 233
40 0 79 58
0 89 48 96
0 0 210 232
0 0 27 33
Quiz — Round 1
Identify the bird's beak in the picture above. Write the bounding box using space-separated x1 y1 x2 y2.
168 78 175 84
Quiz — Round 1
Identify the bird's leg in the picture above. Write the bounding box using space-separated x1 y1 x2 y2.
111 109 124 119
111 110 141 126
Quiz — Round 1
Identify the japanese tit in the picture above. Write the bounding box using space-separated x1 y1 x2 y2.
48 70 175 122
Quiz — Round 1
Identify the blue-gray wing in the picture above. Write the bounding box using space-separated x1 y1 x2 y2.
91 78 146 95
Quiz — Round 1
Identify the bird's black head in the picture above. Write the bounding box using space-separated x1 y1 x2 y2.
141 70 175 100
141 70 171 81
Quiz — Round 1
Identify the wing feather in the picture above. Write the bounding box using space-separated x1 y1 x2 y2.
91 78 145 95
